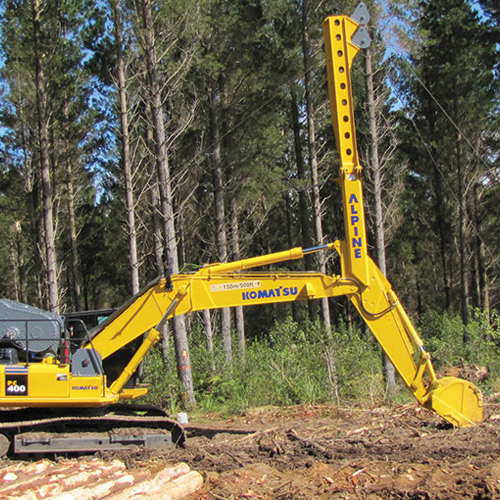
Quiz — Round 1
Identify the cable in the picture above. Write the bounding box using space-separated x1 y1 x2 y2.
406 65 493 174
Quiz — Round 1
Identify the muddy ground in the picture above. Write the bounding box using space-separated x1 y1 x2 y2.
3 402 500 499
120 401 500 499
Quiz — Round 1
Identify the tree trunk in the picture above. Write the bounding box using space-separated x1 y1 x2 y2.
208 76 232 364
231 203 245 358
290 90 315 321
290 93 312 253
365 44 396 398
32 0 59 313
9 232 20 302
145 104 164 278
301 0 330 330
30 179 45 307
285 192 298 322
65 156 83 310
472 184 489 320
140 0 195 407
424 86 451 309
201 310 216 373
113 0 139 296
454 94 469 328
12 222 26 302
60 97 83 311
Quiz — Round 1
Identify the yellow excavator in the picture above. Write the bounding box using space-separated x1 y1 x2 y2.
0 4 482 456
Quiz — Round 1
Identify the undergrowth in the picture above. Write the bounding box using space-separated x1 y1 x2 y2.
141 310 500 415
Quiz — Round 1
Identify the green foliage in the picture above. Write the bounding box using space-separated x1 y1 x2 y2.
142 317 386 414
329 322 385 403
391 0 499 317
421 310 468 366
141 345 184 416
142 310 500 414
190 317 332 413
421 309 500 394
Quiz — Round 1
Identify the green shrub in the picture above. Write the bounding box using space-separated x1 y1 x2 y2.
141 344 184 415
191 318 332 414
142 316 386 414
420 310 467 367
420 309 500 394
141 309 500 414
330 322 385 403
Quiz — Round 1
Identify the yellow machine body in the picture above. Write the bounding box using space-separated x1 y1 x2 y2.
0 363 112 407
0 7 482 428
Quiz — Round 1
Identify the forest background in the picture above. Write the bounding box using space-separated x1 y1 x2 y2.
0 0 499 413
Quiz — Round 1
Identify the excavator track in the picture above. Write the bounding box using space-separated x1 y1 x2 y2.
0 404 185 456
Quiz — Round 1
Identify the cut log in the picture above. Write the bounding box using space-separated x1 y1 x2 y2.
4 491 41 500
108 463 191 500
0 459 126 497
59 460 126 489
127 470 204 500
86 473 142 499
0 463 75 495
0 459 202 500
0 433 10 458
47 472 146 500
0 459 53 484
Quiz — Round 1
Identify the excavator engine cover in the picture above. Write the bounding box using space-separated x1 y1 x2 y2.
0 299 64 356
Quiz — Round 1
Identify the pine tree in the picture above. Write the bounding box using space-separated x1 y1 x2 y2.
394 0 498 318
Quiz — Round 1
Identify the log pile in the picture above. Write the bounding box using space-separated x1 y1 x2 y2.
0 458 202 499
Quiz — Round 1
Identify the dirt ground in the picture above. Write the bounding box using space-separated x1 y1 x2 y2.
3 401 500 499
118 401 500 499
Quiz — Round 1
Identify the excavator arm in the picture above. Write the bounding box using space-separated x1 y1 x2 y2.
87 244 356 361
86 4 482 427
323 5 482 426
